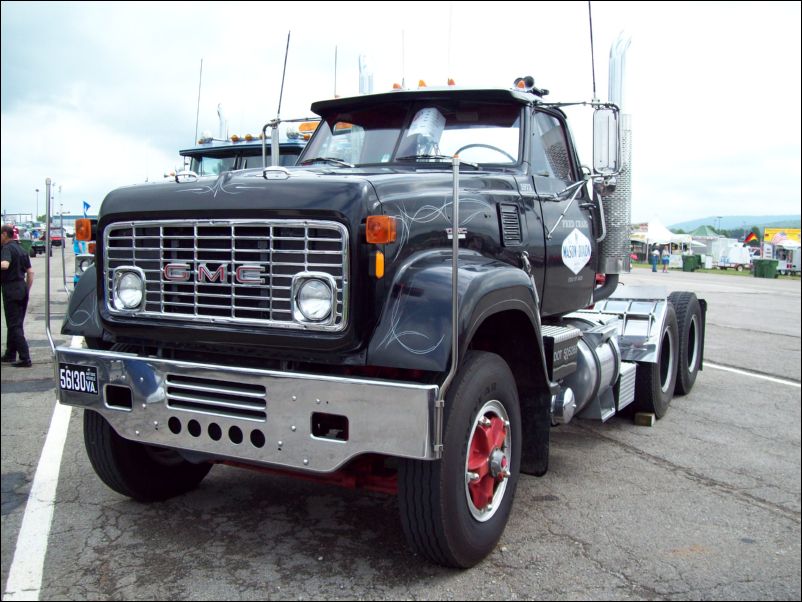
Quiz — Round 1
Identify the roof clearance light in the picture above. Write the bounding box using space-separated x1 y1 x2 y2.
392 83 402 89
366 216 397 244
448 78 456 86
516 80 526 89
298 121 318 133
418 79 427 88
244 134 254 141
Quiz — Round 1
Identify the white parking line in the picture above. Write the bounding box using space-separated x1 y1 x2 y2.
2 402 72 602
706 362 801 388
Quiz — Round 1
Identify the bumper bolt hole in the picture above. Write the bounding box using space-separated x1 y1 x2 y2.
229 426 243 444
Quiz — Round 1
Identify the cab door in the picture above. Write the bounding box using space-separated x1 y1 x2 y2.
530 110 596 316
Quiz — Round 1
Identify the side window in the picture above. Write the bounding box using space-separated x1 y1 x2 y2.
241 153 266 169
532 112 572 182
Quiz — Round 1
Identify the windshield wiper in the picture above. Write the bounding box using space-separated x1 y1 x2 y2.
395 154 480 169
299 156 354 167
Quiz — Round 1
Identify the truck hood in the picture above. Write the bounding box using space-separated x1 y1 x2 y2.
98 166 517 226
97 168 380 227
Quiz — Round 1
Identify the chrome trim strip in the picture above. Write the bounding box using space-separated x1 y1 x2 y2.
103 219 349 332
56 346 440 473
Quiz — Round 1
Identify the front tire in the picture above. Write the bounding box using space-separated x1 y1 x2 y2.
398 351 521 568
84 410 212 502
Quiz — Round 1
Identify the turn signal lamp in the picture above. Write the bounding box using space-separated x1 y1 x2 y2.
75 218 93 241
366 216 397 244
334 122 353 131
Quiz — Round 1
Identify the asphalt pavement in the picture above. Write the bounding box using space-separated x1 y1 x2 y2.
2 247 800 600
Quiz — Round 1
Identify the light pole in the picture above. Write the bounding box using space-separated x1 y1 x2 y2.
35 188 39 221
716 216 722 233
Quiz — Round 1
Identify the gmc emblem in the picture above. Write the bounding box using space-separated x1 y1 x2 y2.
162 263 264 284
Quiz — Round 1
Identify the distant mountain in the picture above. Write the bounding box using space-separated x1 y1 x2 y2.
669 215 801 231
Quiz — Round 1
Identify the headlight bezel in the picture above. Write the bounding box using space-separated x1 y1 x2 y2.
112 266 146 311
291 272 338 325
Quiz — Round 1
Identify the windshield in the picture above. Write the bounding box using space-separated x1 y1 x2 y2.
302 100 522 167
189 156 237 176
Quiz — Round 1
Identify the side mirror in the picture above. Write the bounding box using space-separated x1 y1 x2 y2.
593 106 620 174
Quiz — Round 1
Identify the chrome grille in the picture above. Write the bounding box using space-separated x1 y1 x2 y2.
104 219 349 331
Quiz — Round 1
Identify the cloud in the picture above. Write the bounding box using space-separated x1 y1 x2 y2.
1 1 800 224
1 102 177 213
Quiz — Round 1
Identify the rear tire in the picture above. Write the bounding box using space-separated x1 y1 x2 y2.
83 410 212 502
668 292 702 395
632 303 679 419
398 351 521 568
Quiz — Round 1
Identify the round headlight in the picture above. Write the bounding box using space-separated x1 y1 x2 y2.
114 271 144 310
79 258 93 272
296 279 332 322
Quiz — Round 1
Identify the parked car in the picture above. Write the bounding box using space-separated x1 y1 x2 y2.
50 226 64 247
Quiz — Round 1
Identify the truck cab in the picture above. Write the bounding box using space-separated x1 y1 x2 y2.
55 79 705 569
178 121 316 176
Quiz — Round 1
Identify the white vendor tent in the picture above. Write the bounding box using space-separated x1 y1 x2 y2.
630 220 687 246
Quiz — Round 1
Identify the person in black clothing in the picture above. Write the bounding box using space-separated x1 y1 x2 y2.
1 224 35 367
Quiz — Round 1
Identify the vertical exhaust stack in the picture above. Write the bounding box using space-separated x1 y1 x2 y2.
598 33 632 274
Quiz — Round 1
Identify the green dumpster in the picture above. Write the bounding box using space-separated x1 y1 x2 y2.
752 259 778 278
18 239 33 257
682 254 699 272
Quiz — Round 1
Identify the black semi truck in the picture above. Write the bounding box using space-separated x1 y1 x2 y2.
52 70 705 568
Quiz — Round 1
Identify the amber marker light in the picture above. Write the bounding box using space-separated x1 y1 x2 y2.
75 218 93 241
366 216 397 244
88 242 96 254
371 250 385 279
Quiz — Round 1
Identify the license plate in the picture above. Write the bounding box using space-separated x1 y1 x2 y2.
58 363 99 395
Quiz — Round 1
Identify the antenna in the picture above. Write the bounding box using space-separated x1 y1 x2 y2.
267 31 292 167
401 30 406 89
277 31 291 120
588 1 598 103
447 3 453 82
334 45 338 97
194 58 203 142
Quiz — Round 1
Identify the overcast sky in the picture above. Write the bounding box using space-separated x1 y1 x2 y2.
2 1 800 226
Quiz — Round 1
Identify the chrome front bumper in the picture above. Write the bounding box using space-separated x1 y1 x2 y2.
55 346 440 473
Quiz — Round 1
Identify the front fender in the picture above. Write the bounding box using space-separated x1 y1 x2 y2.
61 265 104 338
367 249 544 373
